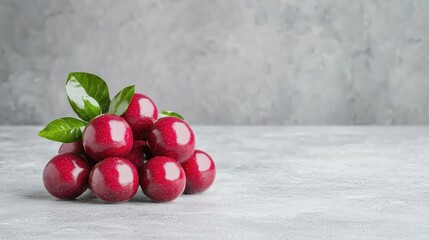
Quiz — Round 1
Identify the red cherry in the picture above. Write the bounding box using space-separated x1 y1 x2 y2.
147 117 195 163
122 93 158 140
58 141 97 167
83 114 133 161
58 141 85 155
89 157 139 203
140 156 186 202
181 150 216 194
125 140 153 171
43 153 90 200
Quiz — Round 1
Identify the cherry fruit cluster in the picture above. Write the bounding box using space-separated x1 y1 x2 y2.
39 72 216 203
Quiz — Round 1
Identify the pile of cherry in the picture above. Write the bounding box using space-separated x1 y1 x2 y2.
39 72 215 203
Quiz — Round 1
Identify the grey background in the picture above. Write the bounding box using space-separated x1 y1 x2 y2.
1 0 429 125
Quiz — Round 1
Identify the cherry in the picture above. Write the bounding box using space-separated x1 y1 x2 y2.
58 141 97 167
58 141 85 155
140 156 186 202
181 150 216 194
122 93 158 140
83 114 133 161
43 153 90 200
89 157 139 203
125 140 153 171
147 117 195 163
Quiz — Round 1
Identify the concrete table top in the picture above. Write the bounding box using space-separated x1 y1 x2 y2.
1 126 429 239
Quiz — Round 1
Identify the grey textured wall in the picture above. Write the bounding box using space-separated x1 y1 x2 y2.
1 0 429 125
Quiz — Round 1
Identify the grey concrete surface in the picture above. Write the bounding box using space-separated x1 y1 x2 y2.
1 1 429 125
1 126 429 239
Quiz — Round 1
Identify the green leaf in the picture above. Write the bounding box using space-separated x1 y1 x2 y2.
38 117 87 143
159 110 184 120
82 96 102 119
67 96 102 121
66 72 110 121
109 85 135 116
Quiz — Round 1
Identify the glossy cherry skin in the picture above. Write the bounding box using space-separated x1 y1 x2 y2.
89 157 139 203
43 153 90 200
181 150 216 194
83 114 134 161
58 141 97 167
147 117 195 163
58 141 85 155
125 140 153 171
140 156 186 202
122 93 158 140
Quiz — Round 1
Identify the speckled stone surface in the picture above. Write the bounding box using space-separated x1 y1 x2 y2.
1 126 429 239
1 1 429 125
